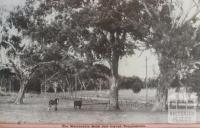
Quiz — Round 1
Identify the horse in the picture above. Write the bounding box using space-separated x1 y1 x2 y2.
74 99 82 109
48 98 59 111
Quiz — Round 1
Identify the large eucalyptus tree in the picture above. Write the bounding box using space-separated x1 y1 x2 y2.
141 0 200 111
4 0 147 109
0 0 74 104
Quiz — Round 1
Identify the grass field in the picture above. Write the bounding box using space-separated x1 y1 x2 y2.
0 89 199 123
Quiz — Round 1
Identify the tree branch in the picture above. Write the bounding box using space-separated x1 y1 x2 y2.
41 71 59 86
29 60 61 79
140 0 153 18
27 60 58 73
3 41 17 52
193 0 200 9
192 27 200 41
179 0 200 28
8 59 22 79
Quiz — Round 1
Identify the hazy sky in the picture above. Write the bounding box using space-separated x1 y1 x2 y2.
119 50 159 79
0 0 24 11
0 0 197 79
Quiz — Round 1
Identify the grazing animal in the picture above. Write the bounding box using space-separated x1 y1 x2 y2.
48 98 59 111
74 99 82 109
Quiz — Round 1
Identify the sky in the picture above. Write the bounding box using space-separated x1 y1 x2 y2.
0 0 25 11
0 0 197 79
119 50 159 79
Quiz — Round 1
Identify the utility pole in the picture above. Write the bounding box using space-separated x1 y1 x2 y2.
44 74 46 94
145 56 148 106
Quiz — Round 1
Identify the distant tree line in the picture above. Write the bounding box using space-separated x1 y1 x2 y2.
0 64 144 93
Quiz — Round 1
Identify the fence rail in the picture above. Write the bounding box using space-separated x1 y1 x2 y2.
25 92 153 110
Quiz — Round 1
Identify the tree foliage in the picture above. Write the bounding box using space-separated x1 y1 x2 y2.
141 0 200 111
119 76 143 93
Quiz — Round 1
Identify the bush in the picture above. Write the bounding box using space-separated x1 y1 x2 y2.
132 79 143 93
119 76 143 93
170 76 181 88
47 87 55 92
147 78 159 88
182 70 200 97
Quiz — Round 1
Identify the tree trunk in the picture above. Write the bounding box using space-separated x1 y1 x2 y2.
0 77 2 90
108 31 121 110
9 79 11 93
75 74 78 98
152 56 176 111
152 78 168 111
109 75 120 110
14 80 28 104
109 49 120 110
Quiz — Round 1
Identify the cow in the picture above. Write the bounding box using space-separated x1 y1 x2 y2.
74 99 82 109
48 98 59 111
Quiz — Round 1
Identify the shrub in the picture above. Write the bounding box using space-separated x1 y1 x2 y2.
147 78 159 88
119 76 143 93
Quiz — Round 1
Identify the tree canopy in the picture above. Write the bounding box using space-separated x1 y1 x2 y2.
1 0 200 111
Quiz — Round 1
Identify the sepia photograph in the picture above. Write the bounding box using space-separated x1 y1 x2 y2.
0 0 200 127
